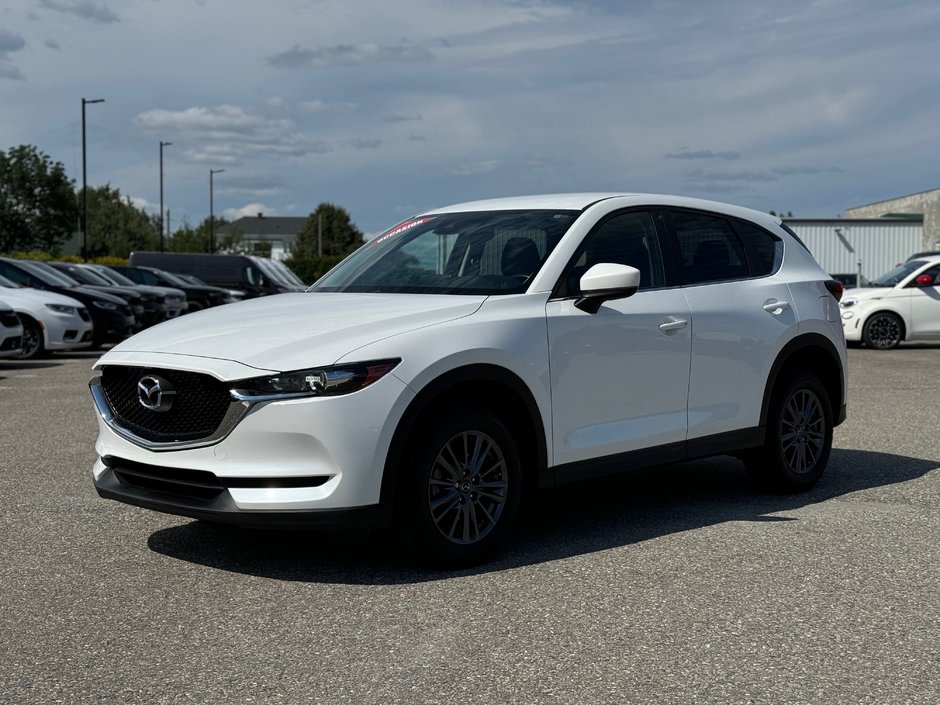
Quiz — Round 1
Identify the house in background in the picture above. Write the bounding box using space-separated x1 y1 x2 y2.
217 213 307 261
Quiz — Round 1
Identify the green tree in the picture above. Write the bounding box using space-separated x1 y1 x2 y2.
0 145 78 252
292 202 364 258
82 184 160 258
166 215 250 254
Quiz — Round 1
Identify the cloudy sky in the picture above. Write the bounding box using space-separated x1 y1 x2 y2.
1 0 938 235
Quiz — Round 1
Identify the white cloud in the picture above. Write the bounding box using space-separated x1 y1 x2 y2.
223 203 279 220
451 159 501 176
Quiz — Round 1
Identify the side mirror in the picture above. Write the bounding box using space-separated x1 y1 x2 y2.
914 274 934 287
575 263 641 314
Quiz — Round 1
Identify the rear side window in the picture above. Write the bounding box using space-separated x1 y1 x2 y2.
668 211 749 285
736 220 782 276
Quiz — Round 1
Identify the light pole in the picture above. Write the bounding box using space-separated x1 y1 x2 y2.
81 97 105 261
159 141 172 252
209 169 225 254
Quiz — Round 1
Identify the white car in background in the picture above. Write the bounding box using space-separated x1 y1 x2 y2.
840 254 940 349
89 193 847 566
0 300 24 358
0 274 94 358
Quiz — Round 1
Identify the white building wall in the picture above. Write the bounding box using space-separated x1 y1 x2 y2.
784 220 923 279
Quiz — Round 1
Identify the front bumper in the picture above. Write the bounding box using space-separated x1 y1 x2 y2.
840 311 864 341
90 365 415 519
94 461 389 528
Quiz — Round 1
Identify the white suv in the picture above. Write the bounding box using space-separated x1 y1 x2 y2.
89 194 847 565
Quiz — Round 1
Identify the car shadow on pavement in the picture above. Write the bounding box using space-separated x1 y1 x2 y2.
146 448 937 584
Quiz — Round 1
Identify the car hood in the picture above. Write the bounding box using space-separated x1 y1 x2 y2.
107 292 486 371
0 286 85 309
842 286 895 302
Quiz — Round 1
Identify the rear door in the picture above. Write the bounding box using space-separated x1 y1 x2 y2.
664 209 797 440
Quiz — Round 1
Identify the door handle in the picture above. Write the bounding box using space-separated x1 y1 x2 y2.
659 317 688 332
762 300 790 315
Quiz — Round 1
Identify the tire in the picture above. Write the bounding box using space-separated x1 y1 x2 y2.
744 372 833 492
401 404 523 567
862 312 902 350
15 320 44 359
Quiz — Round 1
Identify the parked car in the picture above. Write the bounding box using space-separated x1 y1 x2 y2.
127 252 301 297
107 266 230 312
829 272 870 289
171 273 245 302
0 258 134 348
0 274 94 358
89 194 847 566
45 262 162 327
86 264 186 320
840 254 940 349
0 300 23 358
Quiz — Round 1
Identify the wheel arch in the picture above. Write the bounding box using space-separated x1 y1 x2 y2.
14 312 48 345
380 363 548 506
759 333 846 429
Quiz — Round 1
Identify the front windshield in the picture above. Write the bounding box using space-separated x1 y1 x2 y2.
870 260 925 288
251 256 293 287
93 266 135 286
312 209 578 294
65 265 112 286
156 270 192 287
18 260 78 287
272 260 306 287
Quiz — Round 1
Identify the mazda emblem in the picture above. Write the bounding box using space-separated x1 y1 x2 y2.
137 375 176 412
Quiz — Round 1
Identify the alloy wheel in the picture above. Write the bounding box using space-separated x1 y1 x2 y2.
427 430 509 545
779 388 825 474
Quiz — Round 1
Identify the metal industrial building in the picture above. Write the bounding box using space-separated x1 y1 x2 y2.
783 216 924 280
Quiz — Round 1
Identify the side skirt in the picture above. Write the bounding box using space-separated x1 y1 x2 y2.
542 427 764 489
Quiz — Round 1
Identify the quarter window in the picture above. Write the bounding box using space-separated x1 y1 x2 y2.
736 221 782 276
670 211 749 284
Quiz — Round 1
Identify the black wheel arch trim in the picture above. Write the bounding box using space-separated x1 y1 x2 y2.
380 363 548 504
759 333 846 429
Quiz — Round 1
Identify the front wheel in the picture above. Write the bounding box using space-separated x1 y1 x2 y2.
745 372 833 492
401 404 523 567
863 312 902 349
15 320 44 359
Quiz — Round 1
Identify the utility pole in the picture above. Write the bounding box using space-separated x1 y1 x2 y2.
159 141 172 252
318 212 322 257
81 97 105 261
209 169 225 254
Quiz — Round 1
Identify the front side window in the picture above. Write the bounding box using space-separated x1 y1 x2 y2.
670 211 749 285
558 211 665 296
312 210 578 295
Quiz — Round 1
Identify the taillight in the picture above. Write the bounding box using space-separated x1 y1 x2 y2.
825 280 844 302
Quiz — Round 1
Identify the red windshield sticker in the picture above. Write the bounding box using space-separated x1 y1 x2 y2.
370 217 434 246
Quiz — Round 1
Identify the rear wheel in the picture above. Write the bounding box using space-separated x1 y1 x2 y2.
401 404 522 567
745 372 833 492
15 320 44 359
862 312 902 349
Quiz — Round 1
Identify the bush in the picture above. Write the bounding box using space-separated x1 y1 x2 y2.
284 256 344 286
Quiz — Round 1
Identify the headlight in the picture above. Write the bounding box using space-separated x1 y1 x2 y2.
232 359 401 400
45 303 77 315
92 300 118 310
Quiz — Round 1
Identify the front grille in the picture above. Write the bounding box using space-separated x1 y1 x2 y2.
0 310 19 327
118 304 132 317
101 365 233 443
78 308 91 321
109 458 224 500
0 335 21 351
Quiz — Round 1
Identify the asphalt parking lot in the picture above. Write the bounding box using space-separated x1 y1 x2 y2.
1 347 938 704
